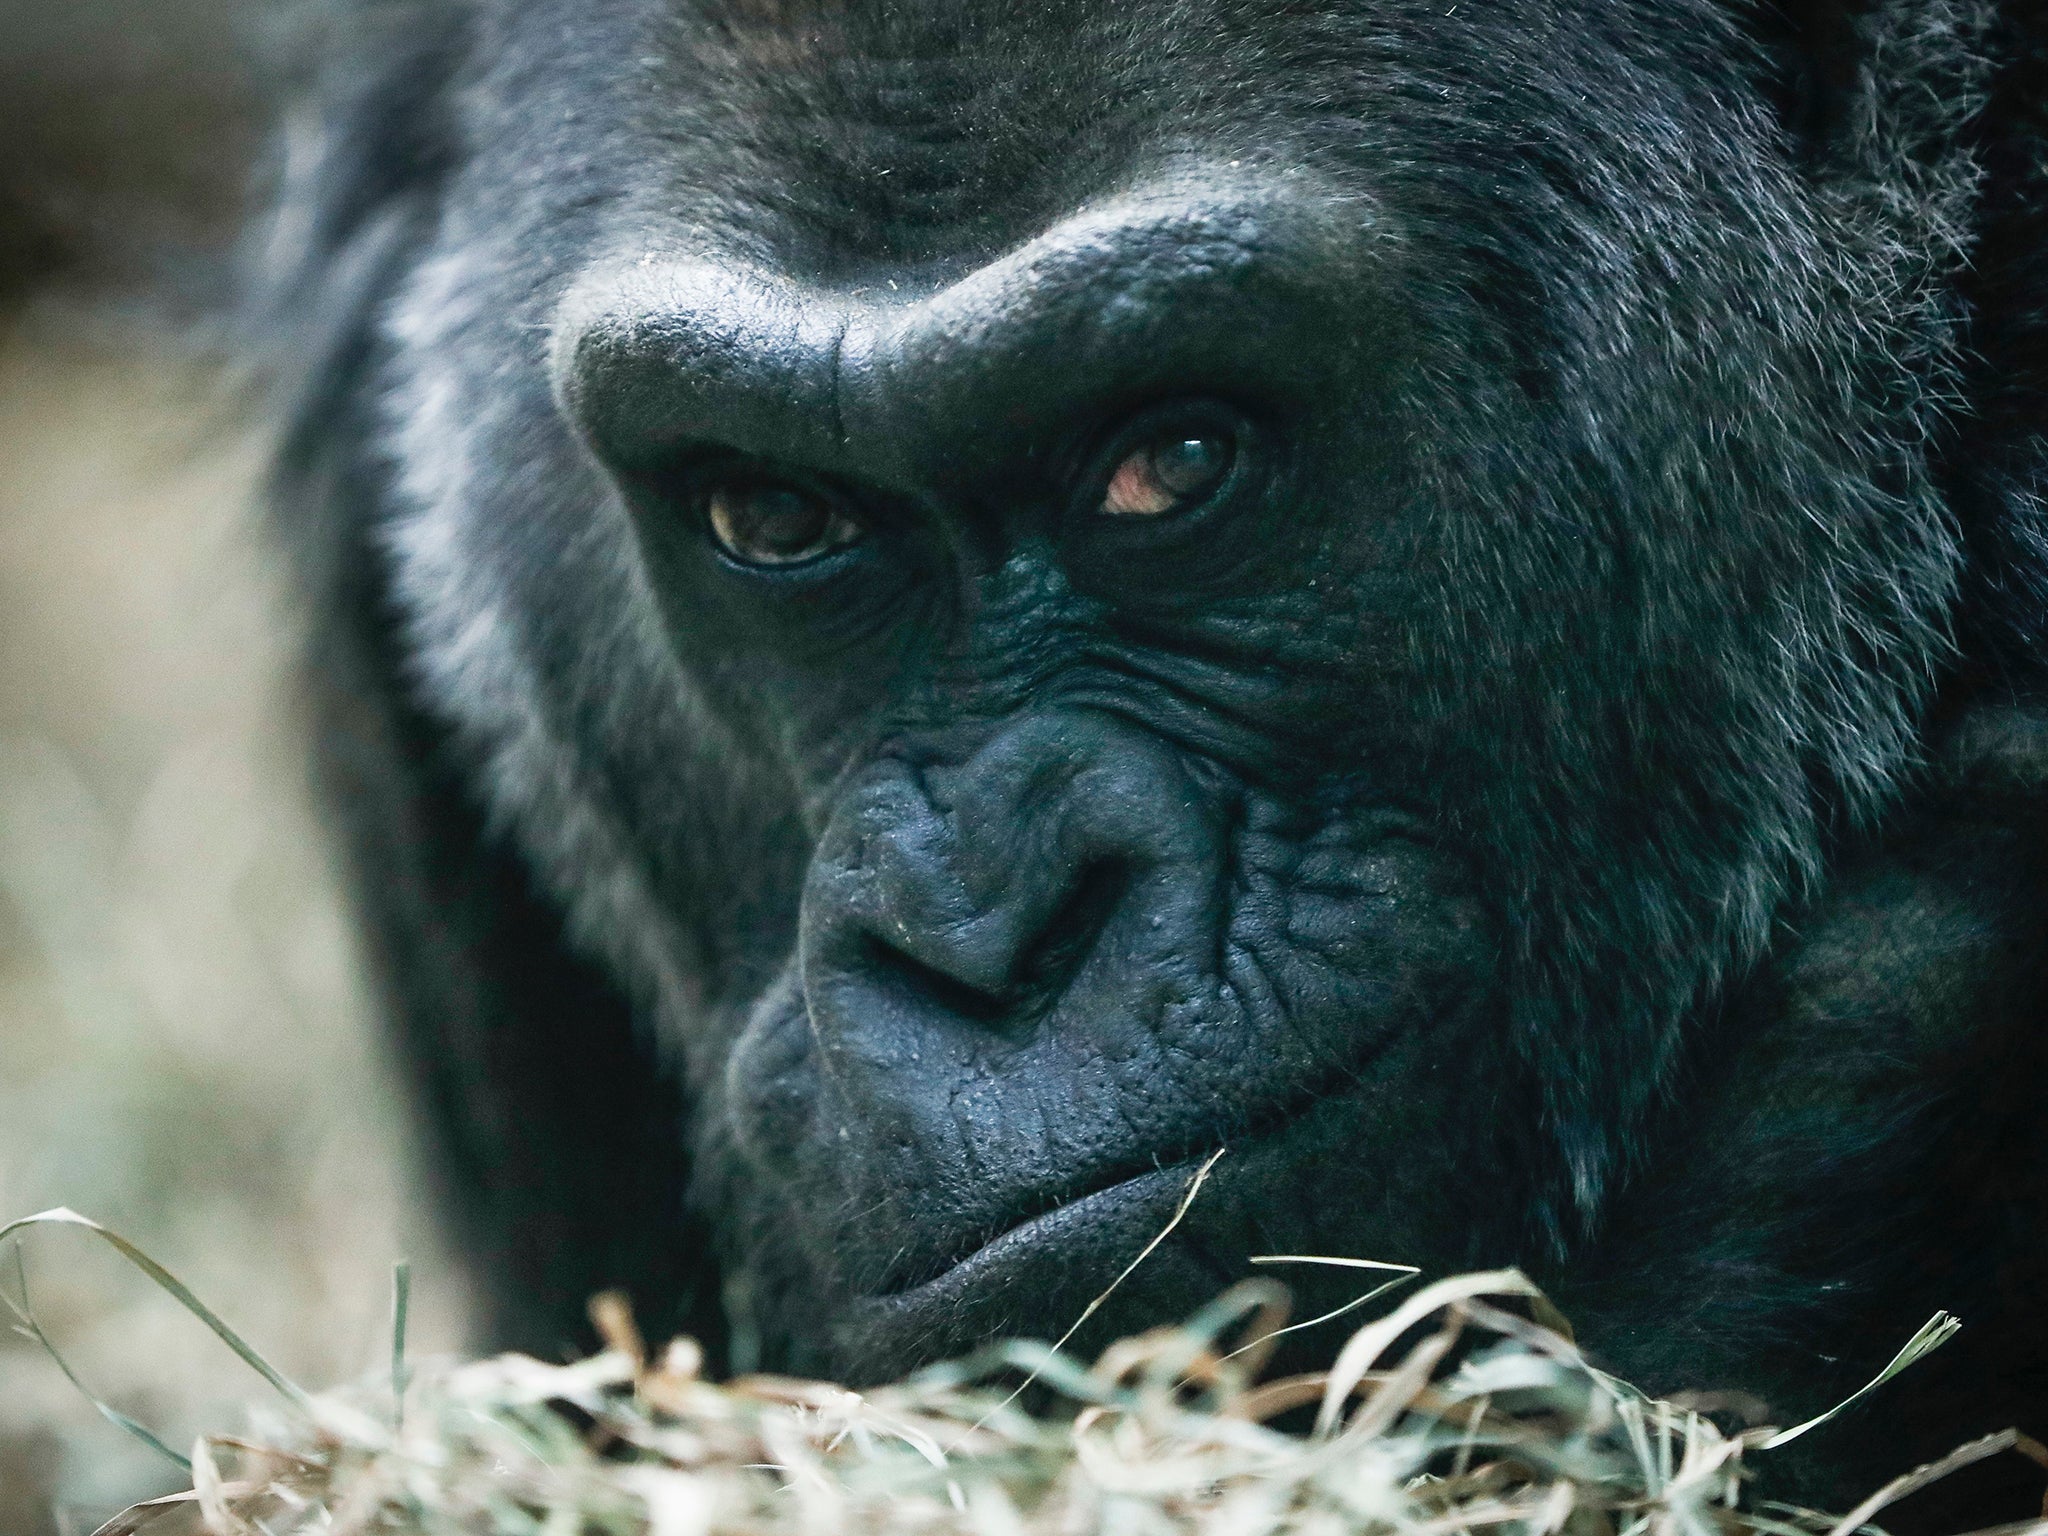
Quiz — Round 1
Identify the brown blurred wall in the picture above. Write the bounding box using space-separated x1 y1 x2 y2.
0 7 470 1533
0 0 278 296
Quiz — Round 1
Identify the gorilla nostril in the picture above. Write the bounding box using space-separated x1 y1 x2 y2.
1005 859 1130 1013
856 933 1010 1027
804 716 1214 1045
851 859 1132 1029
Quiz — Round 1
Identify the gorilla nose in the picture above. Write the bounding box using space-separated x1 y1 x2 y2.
802 710 1221 1031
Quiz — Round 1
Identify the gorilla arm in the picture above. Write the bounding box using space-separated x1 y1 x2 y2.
1565 700 2048 1524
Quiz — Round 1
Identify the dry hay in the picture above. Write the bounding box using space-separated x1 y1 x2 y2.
6 1205 2046 1536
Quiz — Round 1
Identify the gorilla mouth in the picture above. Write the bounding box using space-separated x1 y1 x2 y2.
874 1155 1209 1303
868 1046 1389 1301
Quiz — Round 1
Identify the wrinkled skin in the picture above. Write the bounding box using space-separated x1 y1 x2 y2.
269 0 2048 1522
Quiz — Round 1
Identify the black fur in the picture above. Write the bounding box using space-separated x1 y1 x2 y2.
264 1 2048 1521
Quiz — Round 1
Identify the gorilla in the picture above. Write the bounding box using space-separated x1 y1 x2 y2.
265 0 2048 1521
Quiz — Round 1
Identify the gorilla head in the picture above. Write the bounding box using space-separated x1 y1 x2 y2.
272 0 2048 1518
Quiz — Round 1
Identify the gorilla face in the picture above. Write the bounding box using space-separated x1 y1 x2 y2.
361 0 1978 1376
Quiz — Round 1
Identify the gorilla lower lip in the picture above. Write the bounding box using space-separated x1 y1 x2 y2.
865 1043 1410 1302
877 1158 1204 1303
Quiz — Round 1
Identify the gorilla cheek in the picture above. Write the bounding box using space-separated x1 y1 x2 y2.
721 972 823 1188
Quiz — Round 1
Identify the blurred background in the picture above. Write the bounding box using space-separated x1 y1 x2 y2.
0 3 471 1531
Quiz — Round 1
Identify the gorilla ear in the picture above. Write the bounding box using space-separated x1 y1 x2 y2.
1745 0 1870 153
1749 3 2048 682
1949 12 2048 676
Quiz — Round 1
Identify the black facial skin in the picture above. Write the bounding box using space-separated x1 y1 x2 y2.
265 1 2048 1524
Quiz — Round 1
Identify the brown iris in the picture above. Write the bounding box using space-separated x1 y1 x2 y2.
1100 430 1235 517
706 481 862 566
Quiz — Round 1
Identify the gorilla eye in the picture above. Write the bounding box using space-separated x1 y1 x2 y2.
705 480 862 566
1100 429 1236 517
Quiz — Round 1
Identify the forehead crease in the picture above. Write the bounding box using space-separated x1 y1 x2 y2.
671 0 1220 252
697 0 1069 79
714 0 844 19
697 0 852 67
743 68 1103 251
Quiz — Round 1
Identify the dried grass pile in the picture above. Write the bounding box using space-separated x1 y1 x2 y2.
7 1209 2043 1536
